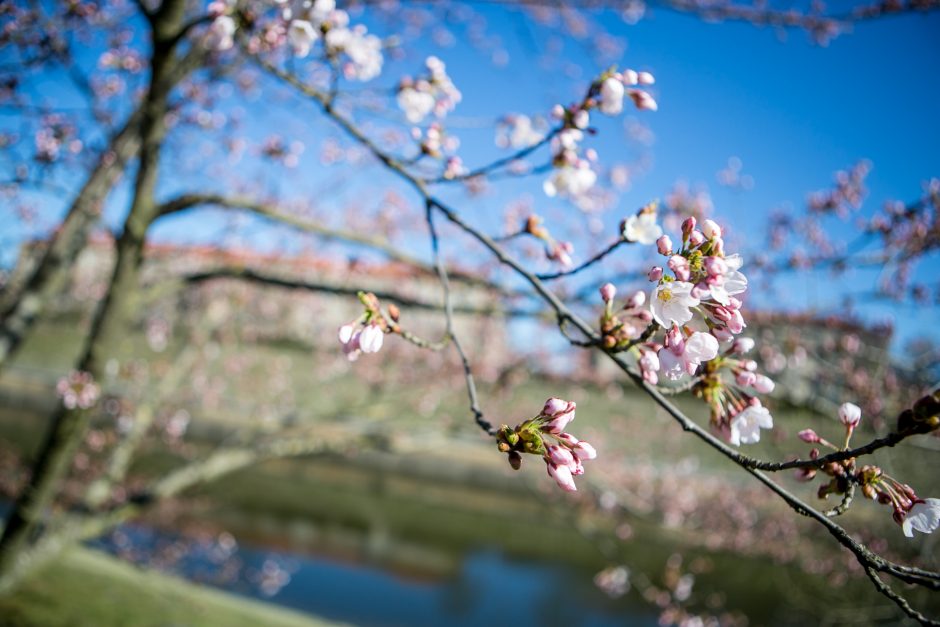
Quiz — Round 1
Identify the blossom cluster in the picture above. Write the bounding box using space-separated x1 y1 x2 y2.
798 395 940 537
396 56 462 124
522 214 576 268
207 0 384 81
496 397 597 492
56 370 100 410
599 212 778 446
337 292 394 362
543 68 657 201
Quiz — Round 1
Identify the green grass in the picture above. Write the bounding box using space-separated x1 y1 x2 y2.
0 546 344 627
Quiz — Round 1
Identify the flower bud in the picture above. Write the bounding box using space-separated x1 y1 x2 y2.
622 69 639 85
338 324 355 344
574 440 597 460
387 303 400 322
656 234 672 256
358 324 384 354
548 444 575 467
637 71 655 85
690 283 710 300
736 371 757 387
798 429 820 443
795 467 816 482
681 216 696 237
838 402 861 428
647 266 664 282
547 461 577 492
703 256 727 277
573 109 589 129
688 230 705 247
600 283 617 303
668 255 690 281
701 219 722 239
508 450 522 470
731 337 755 354
551 104 565 119
625 290 646 309
753 374 775 394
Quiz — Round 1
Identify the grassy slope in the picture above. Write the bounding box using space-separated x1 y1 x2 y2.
0 546 344 627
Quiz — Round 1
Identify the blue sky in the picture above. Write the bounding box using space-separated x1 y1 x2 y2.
3 2 939 347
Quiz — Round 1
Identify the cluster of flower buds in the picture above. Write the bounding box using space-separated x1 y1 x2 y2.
796 397 939 537
56 370 100 410
598 283 652 351
687 336 775 445
210 0 384 81
523 214 575 268
543 118 597 199
411 123 458 159
496 397 597 492
337 292 398 362
396 56 462 124
854 466 938 538
495 114 546 150
591 68 657 116
649 217 747 337
615 213 772 445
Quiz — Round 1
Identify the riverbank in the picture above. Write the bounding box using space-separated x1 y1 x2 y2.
0 545 345 627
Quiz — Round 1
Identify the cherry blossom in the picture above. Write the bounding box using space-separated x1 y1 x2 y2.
838 402 861 428
598 76 625 115
729 401 774 445
205 15 236 51
56 371 100 410
650 281 699 327
287 20 317 57
902 498 940 537
659 330 719 381
623 204 663 244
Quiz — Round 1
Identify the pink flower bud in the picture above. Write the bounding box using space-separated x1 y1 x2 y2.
573 109 589 129
668 255 690 281
622 69 639 85
656 234 672 255
600 283 617 303
712 237 725 256
573 440 597 460
648 266 664 281
731 337 755 354
551 104 565 119
688 230 705 246
701 219 722 239
626 290 646 308
554 432 580 447
358 324 384 354
742 359 757 372
712 327 733 343
703 256 727 277
838 402 861 428
681 216 696 236
753 374 775 394
690 283 710 300
548 444 575 467
795 467 817 482
547 461 577 492
736 371 757 387
338 324 355 345
637 71 655 85
543 397 569 416
628 89 657 111
798 429 821 443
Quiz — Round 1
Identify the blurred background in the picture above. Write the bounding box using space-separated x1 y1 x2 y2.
0 0 939 625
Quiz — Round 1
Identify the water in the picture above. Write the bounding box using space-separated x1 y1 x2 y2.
89 523 657 627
